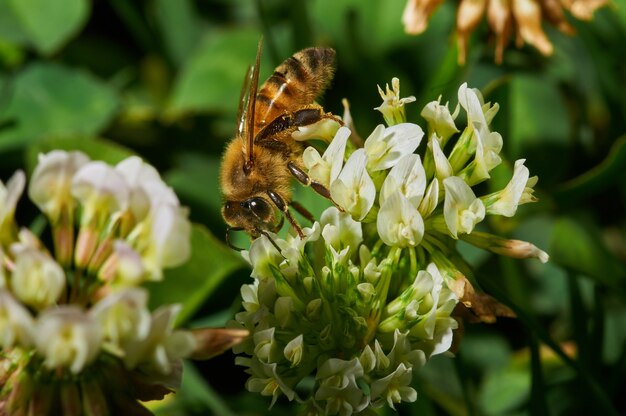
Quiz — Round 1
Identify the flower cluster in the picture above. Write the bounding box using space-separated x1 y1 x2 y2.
0 152 194 414
402 0 609 63
231 79 548 414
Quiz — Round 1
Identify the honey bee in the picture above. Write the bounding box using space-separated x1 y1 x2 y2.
220 40 341 247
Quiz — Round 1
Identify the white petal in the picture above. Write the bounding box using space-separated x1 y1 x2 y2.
379 154 426 208
365 123 423 171
377 192 424 247
330 149 376 221
28 151 89 222
443 176 485 238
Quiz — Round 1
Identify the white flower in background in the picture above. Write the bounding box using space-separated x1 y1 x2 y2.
331 149 376 221
315 358 369 415
364 123 423 172
303 126 351 187
72 161 130 227
377 192 424 247
0 171 25 243
116 156 179 220
443 176 485 238
0 289 34 348
123 304 195 374
34 306 102 374
129 203 191 281
28 150 89 223
10 248 65 310
0 150 203 415
374 77 416 126
89 288 151 351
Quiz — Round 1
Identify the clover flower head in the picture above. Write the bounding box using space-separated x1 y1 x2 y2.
233 79 547 415
0 151 213 415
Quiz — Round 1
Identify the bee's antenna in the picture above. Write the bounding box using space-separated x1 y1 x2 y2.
225 227 245 251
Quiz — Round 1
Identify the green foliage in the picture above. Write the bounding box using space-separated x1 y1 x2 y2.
1 0 625 414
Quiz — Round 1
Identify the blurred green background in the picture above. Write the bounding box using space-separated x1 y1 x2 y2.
1 0 625 414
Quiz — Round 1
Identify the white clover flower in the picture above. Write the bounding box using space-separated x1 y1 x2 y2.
10 248 65 310
443 176 486 238
379 153 426 208
130 203 191 281
72 161 131 226
377 191 424 248
482 159 537 216
233 79 548 415
374 77 416 126
284 334 304 367
429 134 454 179
101 240 146 286
0 289 35 348
89 288 151 352
315 358 369 415
364 123 423 172
462 128 504 185
122 304 195 374
458 83 490 135
370 363 417 409
320 206 363 259
0 171 25 243
331 149 376 221
116 156 179 221
418 178 439 218
28 150 89 223
243 233 284 280
244 359 296 406
34 306 102 374
303 126 351 188
421 95 460 143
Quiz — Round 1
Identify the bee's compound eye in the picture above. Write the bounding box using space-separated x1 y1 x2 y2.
244 197 271 221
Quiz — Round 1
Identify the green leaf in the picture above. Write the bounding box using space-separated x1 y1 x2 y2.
549 216 626 293
149 361 237 416
154 0 201 65
0 63 119 152
556 135 626 203
146 224 246 325
25 137 135 174
508 75 569 184
167 29 264 116
2 0 89 55
479 367 531 415
165 153 223 218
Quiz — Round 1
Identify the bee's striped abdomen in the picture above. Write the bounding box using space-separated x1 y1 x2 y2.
253 47 335 133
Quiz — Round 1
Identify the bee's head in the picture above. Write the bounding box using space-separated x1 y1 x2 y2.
222 196 276 237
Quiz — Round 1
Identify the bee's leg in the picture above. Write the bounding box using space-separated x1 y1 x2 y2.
287 162 344 212
255 107 344 146
266 190 305 238
290 201 315 223
257 230 283 254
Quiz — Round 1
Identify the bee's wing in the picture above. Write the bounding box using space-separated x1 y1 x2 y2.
236 65 252 140
241 39 263 165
